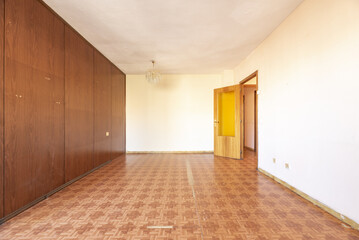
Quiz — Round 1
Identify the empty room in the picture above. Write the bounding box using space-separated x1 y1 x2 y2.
0 0 358 239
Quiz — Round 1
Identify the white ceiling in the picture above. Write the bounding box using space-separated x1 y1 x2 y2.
44 0 303 74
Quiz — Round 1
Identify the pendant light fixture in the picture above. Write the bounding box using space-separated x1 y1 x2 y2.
146 60 160 84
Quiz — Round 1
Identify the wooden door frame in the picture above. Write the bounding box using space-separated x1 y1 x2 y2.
242 95 245 149
243 84 257 152
239 71 258 162
254 89 257 152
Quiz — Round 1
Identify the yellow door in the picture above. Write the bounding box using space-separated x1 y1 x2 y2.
214 85 242 159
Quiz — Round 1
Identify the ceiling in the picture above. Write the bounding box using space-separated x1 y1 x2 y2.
44 0 303 74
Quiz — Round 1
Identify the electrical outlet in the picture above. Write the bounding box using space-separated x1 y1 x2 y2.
273 158 276 163
285 163 290 169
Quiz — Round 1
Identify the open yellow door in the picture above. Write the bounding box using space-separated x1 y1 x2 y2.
214 85 242 159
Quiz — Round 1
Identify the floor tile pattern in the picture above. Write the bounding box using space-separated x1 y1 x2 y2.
0 151 358 239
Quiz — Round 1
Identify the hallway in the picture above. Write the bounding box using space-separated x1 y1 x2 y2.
0 151 358 239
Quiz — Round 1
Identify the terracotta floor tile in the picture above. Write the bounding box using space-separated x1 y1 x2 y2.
0 151 358 239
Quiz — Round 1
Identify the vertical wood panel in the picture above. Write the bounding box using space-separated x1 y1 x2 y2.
94 51 111 167
0 0 4 218
4 0 65 215
111 66 126 159
64 26 94 182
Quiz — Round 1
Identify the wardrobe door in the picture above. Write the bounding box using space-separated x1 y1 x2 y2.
94 51 112 167
111 66 126 159
0 0 4 219
65 26 94 182
4 0 65 215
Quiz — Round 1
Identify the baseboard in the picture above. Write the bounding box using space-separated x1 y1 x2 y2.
244 146 255 152
126 151 214 154
258 168 359 231
0 159 112 225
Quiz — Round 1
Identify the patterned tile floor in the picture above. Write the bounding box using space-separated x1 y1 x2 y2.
0 151 359 239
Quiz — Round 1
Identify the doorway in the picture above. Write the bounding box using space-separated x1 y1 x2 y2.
239 71 258 164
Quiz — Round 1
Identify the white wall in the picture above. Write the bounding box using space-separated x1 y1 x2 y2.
126 74 221 151
233 0 359 223
244 77 256 85
221 70 235 87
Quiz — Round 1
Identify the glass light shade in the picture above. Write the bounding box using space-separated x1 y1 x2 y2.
146 69 161 84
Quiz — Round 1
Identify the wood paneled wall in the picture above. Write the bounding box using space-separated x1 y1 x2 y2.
0 0 4 219
94 51 112 167
65 26 94 182
0 0 126 220
4 0 65 215
111 66 126 159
